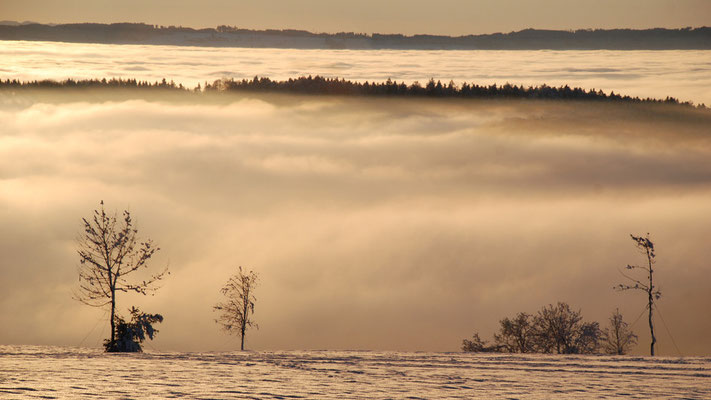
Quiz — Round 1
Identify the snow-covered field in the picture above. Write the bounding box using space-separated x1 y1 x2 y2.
1 346 709 399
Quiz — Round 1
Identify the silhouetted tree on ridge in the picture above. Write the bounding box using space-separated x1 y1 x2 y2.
616 234 661 356
494 312 536 353
214 267 259 351
74 201 168 352
601 308 638 355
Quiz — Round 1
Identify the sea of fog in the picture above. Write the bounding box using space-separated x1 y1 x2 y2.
2 89 711 355
1 345 709 399
2 40 711 357
1 40 711 104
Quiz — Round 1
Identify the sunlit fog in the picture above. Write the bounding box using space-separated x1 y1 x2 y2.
2 41 710 105
1 88 710 355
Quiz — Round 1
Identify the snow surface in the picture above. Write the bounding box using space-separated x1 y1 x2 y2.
0 345 709 399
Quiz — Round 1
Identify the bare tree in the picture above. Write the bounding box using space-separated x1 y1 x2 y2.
601 308 638 355
574 321 602 354
214 267 259 350
533 302 600 354
74 201 168 349
616 233 661 356
494 312 535 353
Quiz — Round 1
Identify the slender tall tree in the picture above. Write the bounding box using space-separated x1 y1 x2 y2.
616 233 661 356
74 201 168 349
214 267 259 350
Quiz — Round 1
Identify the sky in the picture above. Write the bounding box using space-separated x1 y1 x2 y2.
1 0 710 35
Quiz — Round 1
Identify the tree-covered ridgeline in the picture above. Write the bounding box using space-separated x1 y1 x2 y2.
1 23 709 50
0 76 706 108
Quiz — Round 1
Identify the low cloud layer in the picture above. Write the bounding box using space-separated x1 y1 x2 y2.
1 91 710 355
2 41 711 105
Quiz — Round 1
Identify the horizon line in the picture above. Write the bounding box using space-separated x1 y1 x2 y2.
1 20 709 38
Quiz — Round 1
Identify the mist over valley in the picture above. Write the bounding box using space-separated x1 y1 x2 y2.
2 1 711 396
1 86 710 355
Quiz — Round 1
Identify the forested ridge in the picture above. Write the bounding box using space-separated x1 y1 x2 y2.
1 22 709 49
1 76 705 108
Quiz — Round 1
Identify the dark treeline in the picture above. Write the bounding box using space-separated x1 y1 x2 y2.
0 77 185 90
207 76 704 107
2 76 704 108
0 22 709 49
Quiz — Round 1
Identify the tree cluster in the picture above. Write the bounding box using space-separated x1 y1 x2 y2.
463 303 637 355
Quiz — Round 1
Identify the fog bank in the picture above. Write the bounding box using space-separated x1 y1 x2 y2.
2 41 710 105
1 92 710 355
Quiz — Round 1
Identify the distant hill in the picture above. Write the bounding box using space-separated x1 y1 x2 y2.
0 22 709 50
0 20 41 26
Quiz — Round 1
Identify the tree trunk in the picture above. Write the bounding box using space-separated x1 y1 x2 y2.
647 247 656 356
648 291 656 356
240 314 246 350
241 299 247 351
110 290 116 344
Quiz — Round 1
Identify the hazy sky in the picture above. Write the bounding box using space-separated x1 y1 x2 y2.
1 0 709 35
